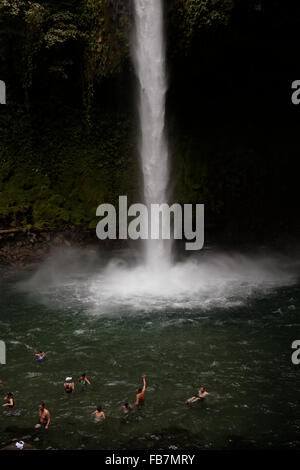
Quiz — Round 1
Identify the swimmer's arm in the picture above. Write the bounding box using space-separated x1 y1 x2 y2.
86 378 91 386
187 396 199 403
2 399 13 407
142 375 146 393
45 412 50 429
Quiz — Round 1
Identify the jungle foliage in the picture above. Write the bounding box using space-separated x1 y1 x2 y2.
0 0 298 241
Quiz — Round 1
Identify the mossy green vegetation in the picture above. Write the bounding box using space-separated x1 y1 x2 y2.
0 0 136 231
0 107 139 230
0 0 299 240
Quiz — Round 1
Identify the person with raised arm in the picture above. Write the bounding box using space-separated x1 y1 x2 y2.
133 375 146 407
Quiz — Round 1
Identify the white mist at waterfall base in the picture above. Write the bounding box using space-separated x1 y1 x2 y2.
16 2 299 315
19 248 299 314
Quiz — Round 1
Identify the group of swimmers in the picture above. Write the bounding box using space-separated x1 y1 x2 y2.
1 350 209 431
1 353 149 428
63 373 147 422
64 373 91 393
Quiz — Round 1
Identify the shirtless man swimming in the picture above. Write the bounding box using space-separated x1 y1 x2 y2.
92 405 105 421
35 402 51 429
187 386 210 404
133 375 146 407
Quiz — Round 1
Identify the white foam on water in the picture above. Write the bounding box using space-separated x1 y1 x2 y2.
15 3 300 317
86 253 298 312
19 248 299 314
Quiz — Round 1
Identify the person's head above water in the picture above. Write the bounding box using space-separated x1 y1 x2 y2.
97 405 102 412
6 392 13 398
39 402 45 410
199 387 206 393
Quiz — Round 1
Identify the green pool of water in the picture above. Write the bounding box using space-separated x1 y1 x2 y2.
0 249 300 450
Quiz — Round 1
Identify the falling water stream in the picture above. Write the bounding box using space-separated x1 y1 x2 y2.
132 0 171 267
1 0 300 451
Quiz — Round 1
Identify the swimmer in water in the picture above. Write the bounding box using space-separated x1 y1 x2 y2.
35 402 50 429
122 401 131 414
78 373 91 389
64 377 74 393
133 375 146 407
34 350 46 362
187 386 210 404
2 392 16 410
92 405 105 421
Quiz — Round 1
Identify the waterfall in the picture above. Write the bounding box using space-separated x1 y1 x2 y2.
132 0 171 268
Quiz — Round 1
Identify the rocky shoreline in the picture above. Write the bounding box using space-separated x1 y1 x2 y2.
1 227 298 269
0 229 103 268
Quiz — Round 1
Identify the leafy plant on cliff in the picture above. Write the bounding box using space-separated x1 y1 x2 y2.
79 0 130 125
168 0 234 54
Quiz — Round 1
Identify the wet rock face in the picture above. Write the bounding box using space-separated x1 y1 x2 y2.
0 232 46 268
107 0 132 24
0 231 95 268
0 230 128 268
